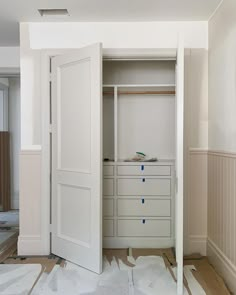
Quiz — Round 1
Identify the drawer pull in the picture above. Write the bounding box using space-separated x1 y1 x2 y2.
142 198 145 204
142 219 146 224
142 178 145 182
141 165 144 171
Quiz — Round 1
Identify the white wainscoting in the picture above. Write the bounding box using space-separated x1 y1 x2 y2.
18 147 47 255
207 150 236 293
184 148 208 256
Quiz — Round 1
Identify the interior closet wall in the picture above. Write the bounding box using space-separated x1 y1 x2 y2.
208 0 236 293
8 77 21 209
184 49 208 256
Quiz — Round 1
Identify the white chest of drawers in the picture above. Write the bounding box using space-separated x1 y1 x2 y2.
103 161 175 248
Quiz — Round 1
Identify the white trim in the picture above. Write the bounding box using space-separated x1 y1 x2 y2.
208 0 224 21
188 148 208 154
103 48 177 60
21 145 42 152
208 149 236 158
207 238 236 293
186 235 207 256
18 235 47 255
103 238 175 248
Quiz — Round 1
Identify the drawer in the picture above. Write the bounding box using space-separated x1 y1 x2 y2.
117 165 171 176
117 219 171 237
103 219 114 237
117 199 171 217
103 166 114 176
103 199 114 217
117 178 170 196
103 179 114 196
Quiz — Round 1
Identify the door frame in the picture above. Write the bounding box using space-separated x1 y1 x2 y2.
40 46 183 285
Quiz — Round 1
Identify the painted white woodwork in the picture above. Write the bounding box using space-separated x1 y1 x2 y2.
51 43 102 273
117 165 171 176
176 38 184 295
0 83 9 131
8 77 21 209
29 22 208 51
103 165 114 176
103 220 114 237
117 178 171 196
208 150 236 293
103 162 175 248
185 149 208 256
18 147 43 255
117 199 171 217
103 179 114 196
117 219 171 237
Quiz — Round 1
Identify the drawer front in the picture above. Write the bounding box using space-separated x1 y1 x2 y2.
117 199 171 217
117 165 171 176
103 219 114 237
103 199 114 217
103 179 114 196
117 219 170 237
117 178 170 196
103 166 114 176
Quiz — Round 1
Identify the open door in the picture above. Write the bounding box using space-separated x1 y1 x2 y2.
51 43 103 273
176 38 184 294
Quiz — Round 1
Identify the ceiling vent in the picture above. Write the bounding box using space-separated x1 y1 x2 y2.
38 9 69 17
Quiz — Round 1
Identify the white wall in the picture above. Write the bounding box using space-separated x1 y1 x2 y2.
208 0 236 152
0 47 20 70
208 0 236 293
19 21 209 255
8 77 21 209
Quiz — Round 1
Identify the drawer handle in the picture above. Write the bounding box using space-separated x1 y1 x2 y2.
142 198 145 204
142 219 146 224
142 178 145 182
141 165 144 171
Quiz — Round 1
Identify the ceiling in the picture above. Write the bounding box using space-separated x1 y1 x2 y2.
0 0 222 46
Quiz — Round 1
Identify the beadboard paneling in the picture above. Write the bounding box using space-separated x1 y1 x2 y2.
207 150 236 293
18 147 44 255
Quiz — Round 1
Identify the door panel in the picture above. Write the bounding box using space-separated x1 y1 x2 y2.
51 43 102 274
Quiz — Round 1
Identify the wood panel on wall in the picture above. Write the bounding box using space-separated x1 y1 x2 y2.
0 131 11 211
207 150 236 293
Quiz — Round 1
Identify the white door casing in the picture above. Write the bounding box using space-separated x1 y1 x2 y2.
176 38 184 294
51 43 103 273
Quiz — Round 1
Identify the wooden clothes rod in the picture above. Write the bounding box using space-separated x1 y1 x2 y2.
103 91 175 95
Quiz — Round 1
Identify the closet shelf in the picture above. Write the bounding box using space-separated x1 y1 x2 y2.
103 90 175 95
103 84 176 88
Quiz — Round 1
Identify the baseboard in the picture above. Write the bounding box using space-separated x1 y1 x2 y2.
207 238 236 294
185 235 207 256
17 235 50 256
103 237 175 248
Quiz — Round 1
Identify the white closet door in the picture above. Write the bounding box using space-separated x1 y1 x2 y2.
51 43 103 273
176 39 184 294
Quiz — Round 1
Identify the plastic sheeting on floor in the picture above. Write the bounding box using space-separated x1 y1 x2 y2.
32 256 206 295
0 264 42 294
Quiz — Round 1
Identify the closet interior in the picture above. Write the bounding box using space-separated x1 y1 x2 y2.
102 59 177 248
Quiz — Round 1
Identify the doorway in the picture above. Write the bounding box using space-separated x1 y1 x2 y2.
0 76 20 257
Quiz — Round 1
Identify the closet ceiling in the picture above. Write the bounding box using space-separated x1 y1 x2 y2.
0 0 222 46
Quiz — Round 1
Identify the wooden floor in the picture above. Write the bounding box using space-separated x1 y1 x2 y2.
0 240 232 295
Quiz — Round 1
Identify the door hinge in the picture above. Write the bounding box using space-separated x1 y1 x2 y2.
49 73 52 81
175 177 178 193
49 223 52 233
49 124 52 133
